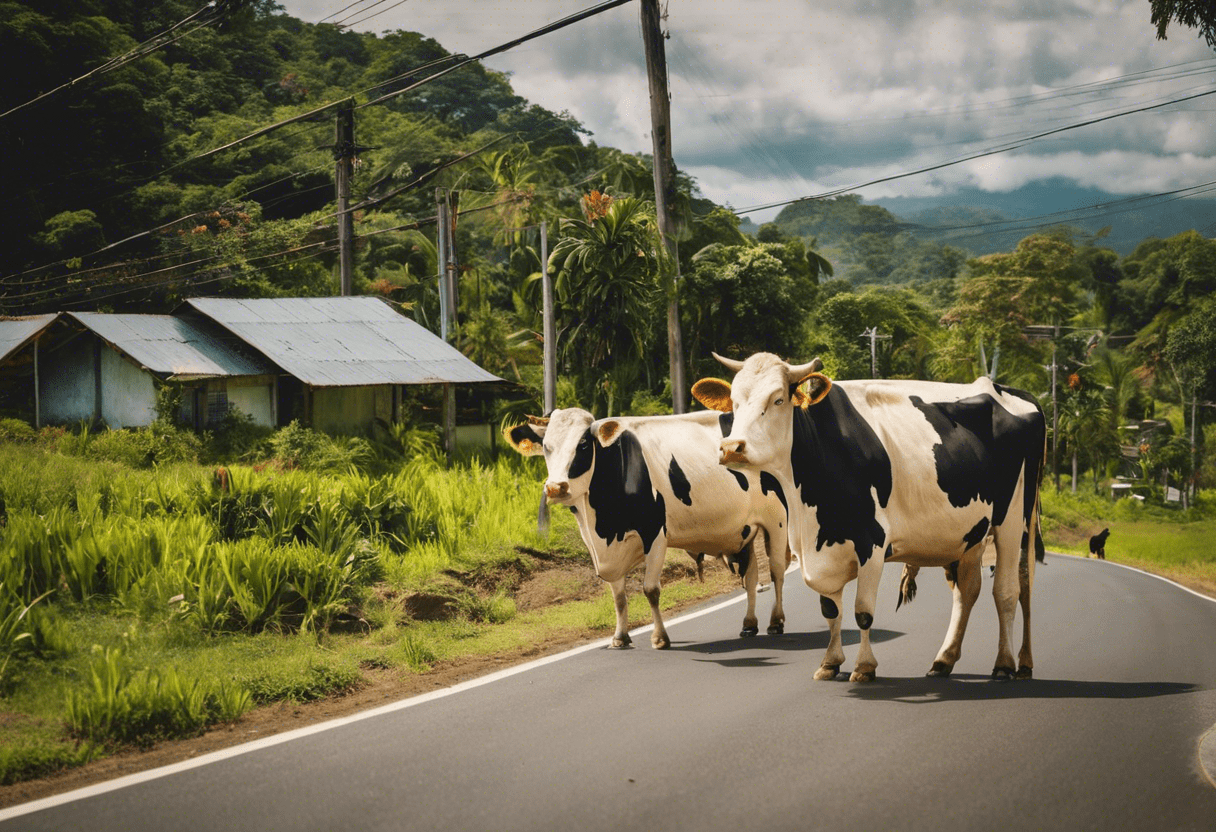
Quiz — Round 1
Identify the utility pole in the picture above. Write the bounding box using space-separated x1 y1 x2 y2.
540 221 556 414
640 0 686 413
1051 326 1060 492
859 327 891 378
334 101 356 296
435 187 457 465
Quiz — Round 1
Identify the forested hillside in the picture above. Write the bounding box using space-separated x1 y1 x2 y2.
4 0 1216 499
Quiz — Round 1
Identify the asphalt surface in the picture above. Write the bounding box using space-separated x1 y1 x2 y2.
4 554 1216 832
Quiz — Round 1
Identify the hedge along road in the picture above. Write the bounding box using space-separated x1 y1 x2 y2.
3 555 1215 832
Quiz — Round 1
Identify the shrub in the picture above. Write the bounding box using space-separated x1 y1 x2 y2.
0 419 36 444
269 421 367 471
206 409 272 463
85 423 202 468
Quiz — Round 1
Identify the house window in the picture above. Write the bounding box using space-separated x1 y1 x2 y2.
206 389 230 424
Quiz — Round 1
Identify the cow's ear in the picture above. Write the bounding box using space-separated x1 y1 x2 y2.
595 419 624 446
792 373 832 408
692 378 733 412
504 420 546 455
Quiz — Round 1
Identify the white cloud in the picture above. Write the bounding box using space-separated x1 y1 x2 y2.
277 0 1216 209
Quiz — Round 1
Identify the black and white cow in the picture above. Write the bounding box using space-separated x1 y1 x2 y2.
693 352 1046 681
505 408 790 649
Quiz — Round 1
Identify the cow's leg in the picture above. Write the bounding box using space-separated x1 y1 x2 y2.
991 486 1025 679
740 542 760 637
928 554 982 677
642 539 670 649
608 577 632 649
766 535 789 636
814 591 846 680
849 555 883 682
1016 513 1039 679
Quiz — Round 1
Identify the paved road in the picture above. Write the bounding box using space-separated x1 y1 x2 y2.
4 555 1216 831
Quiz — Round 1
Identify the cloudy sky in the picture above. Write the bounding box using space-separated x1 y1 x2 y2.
278 1 1216 221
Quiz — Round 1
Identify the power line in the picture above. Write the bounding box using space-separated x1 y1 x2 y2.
337 0 410 30
733 84 1216 215
0 0 248 121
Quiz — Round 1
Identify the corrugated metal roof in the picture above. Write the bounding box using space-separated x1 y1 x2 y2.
68 312 278 379
0 314 58 363
182 297 504 387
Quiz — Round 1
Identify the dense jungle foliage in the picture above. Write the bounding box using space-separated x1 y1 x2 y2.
3 0 1216 491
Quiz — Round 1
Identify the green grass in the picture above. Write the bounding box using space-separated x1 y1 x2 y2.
0 432 690 786
1040 488 1216 595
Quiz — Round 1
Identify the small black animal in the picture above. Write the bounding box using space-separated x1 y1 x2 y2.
1089 527 1110 560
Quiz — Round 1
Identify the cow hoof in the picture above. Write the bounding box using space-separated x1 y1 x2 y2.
766 623 784 635
991 666 1016 681
926 661 953 678
1016 665 1033 680
611 633 633 649
849 669 877 683
739 626 759 638
813 664 840 681
651 634 670 650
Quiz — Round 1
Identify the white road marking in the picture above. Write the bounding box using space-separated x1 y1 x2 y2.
0 582 768 822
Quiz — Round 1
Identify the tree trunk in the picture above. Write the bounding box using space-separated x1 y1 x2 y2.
1071 450 1078 494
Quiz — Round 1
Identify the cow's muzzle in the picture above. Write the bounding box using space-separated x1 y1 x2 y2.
544 481 570 501
719 439 748 466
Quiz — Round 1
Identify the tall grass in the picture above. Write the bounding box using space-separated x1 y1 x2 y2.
65 646 250 747
0 427 582 779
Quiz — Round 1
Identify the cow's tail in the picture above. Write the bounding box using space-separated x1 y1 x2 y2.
1032 425 1047 564
896 565 918 610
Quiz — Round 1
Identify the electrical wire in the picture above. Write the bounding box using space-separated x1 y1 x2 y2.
0 0 247 121
733 85 1216 215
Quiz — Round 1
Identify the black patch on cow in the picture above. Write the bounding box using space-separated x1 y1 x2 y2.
963 517 990 550
760 471 787 512
945 560 959 586
668 456 693 506
908 393 1045 531
883 544 894 561
855 612 873 630
569 506 578 515
790 386 892 565
729 469 749 491
567 430 595 480
820 595 838 619
741 524 751 540
585 430 666 555
718 412 734 437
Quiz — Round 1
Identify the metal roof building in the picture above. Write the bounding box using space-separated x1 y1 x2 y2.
180 297 503 387
0 314 58 364
67 312 278 380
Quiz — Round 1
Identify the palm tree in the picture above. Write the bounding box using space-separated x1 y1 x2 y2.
548 193 661 415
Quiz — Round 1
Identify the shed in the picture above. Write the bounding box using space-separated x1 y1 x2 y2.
0 314 59 426
32 312 279 428
178 297 504 434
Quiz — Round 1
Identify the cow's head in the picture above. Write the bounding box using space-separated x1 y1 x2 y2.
504 408 610 504
691 352 831 469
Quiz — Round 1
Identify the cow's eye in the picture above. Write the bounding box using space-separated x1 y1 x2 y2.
774 397 784 407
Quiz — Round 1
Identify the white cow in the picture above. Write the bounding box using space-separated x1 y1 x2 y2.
693 353 1045 681
506 408 790 649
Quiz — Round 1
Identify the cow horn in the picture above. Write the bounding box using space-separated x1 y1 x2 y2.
712 351 746 373
787 357 823 381
526 414 550 427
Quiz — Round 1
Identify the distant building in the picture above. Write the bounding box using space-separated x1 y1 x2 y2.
0 297 504 435
177 297 503 433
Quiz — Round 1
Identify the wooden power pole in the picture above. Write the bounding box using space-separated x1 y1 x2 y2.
334 101 356 296
640 0 686 413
